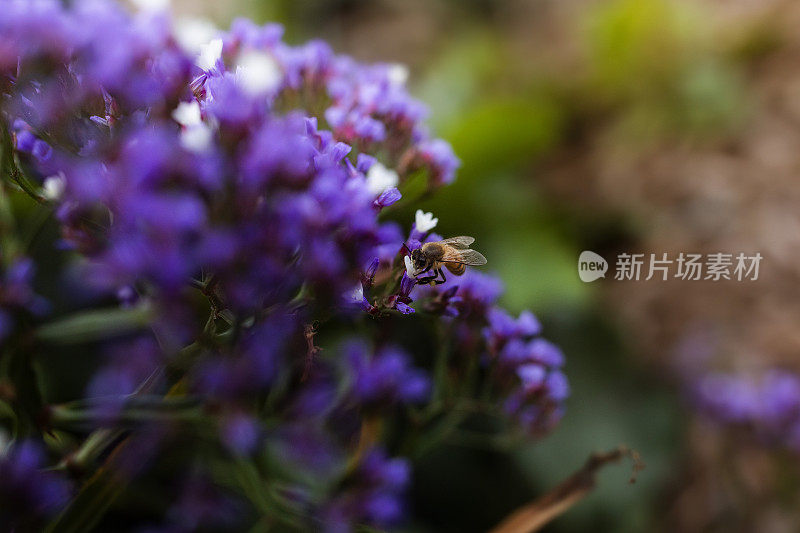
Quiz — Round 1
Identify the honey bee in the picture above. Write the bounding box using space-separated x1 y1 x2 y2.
407 236 487 285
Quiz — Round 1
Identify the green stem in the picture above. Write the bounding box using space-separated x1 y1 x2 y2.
432 325 451 403
49 404 204 430
0 175 20 264
1 124 44 204
21 205 53 252
445 429 523 452
232 459 301 529
54 394 200 412
412 410 469 459
36 303 153 345
62 429 123 471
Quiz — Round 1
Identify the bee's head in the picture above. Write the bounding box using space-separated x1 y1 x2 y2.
411 248 426 271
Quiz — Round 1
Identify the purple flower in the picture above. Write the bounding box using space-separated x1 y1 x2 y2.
87 337 163 402
545 370 570 401
0 258 49 342
693 369 800 451
417 270 503 318
322 448 410 532
694 373 759 424
345 342 431 407
417 139 460 187
273 423 345 477
478 305 568 433
485 308 542 347
221 413 261 455
163 474 244 531
0 440 72 528
517 364 547 390
374 187 402 208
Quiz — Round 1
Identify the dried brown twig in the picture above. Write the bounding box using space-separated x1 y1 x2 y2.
301 322 321 381
490 446 644 533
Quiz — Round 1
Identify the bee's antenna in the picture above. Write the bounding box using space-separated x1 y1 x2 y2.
401 241 412 255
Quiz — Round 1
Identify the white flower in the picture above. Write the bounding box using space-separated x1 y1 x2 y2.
349 284 364 303
131 0 170 12
387 63 409 86
180 125 213 152
174 18 219 55
415 209 438 233
42 174 65 201
404 255 417 277
365 162 398 195
172 101 212 152
171 101 202 127
235 51 283 96
197 38 223 72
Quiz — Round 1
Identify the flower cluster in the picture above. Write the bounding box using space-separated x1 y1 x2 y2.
693 370 800 451
484 308 569 434
0 1 568 531
217 19 458 188
416 266 568 435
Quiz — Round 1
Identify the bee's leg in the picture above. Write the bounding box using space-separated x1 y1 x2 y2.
414 265 437 284
425 269 446 286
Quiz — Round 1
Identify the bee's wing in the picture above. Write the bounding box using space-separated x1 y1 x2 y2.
443 248 487 266
440 236 475 249
458 249 487 265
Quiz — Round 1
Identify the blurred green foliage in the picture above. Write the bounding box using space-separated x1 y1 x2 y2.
583 0 747 138
410 32 586 314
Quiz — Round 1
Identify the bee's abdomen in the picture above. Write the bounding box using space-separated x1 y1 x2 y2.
446 262 466 276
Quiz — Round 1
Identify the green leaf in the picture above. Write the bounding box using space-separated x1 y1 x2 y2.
36 304 153 345
49 397 203 431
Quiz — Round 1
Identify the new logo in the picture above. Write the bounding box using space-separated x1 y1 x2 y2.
578 251 608 282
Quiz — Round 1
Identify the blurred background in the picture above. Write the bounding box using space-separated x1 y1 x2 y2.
162 0 800 530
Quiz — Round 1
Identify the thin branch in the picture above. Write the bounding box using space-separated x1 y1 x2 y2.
301 322 321 381
490 446 645 533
